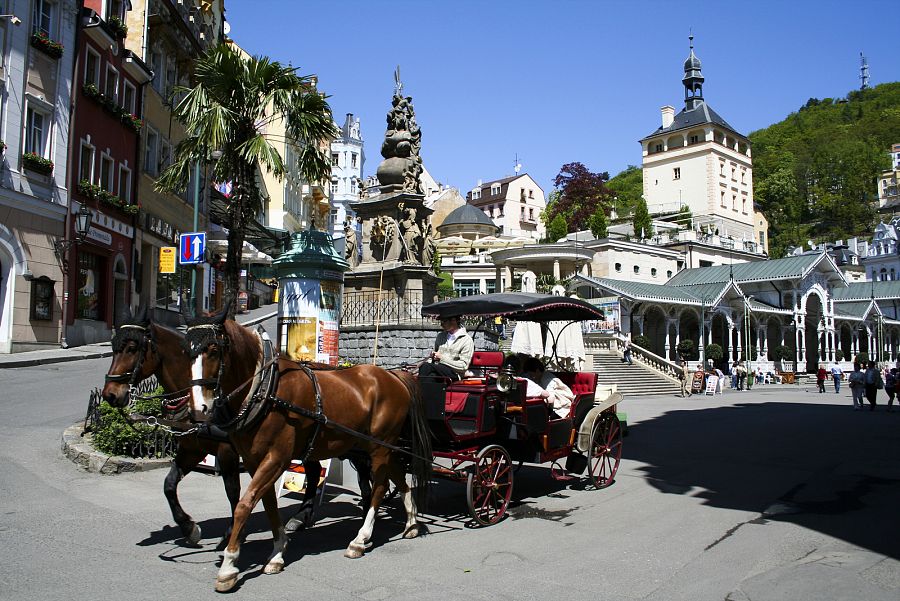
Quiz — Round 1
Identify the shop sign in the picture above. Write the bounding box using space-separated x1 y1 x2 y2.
159 247 176 274
86 226 112 247
144 213 179 245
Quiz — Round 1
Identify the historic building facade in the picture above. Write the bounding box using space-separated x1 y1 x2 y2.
466 173 546 242
640 37 755 243
0 0 77 352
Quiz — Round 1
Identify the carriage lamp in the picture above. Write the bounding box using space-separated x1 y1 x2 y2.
496 365 518 393
53 204 94 273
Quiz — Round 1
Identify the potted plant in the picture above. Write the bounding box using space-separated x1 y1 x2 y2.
30 31 64 59
22 152 54 175
107 15 128 38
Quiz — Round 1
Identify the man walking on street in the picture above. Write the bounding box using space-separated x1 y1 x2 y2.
848 363 865 410
680 359 692 397
831 363 843 393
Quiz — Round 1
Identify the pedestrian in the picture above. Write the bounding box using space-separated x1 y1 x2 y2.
622 339 633 365
731 362 738 389
864 361 883 411
816 365 827 393
886 368 898 412
714 367 726 394
756 367 764 385
680 359 692 397
830 362 843 393
848 363 865 410
737 361 746 391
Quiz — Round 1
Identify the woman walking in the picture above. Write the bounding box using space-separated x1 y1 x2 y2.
816 365 827 393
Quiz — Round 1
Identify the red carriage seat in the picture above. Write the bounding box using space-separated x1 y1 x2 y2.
469 351 505 378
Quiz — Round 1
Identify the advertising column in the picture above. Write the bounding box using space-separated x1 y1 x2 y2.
273 229 349 366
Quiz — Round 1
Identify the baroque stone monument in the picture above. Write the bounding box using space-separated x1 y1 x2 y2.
340 69 444 365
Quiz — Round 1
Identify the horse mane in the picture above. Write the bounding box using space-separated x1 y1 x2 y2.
111 321 149 352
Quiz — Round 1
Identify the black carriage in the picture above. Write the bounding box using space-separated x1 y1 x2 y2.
418 293 623 525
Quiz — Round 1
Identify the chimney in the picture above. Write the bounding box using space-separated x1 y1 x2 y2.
661 105 675 129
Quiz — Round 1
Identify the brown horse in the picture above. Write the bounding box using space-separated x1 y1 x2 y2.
183 309 431 592
101 306 242 547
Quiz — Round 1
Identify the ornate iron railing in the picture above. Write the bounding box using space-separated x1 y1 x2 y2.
341 290 439 327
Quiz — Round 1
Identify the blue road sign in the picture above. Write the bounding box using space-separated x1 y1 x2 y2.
179 232 206 265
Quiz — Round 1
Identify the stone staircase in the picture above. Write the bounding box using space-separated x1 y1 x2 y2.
589 349 682 397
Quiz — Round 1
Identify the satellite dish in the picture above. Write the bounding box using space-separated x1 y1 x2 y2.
807 239 815 248
223 20 231 35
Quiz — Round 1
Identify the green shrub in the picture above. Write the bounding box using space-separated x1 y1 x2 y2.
835 348 844 361
772 345 794 361
705 343 724 361
677 339 697 360
91 387 173 458
632 335 651 349
855 351 870 366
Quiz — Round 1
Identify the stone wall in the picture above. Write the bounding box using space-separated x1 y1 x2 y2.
340 323 499 366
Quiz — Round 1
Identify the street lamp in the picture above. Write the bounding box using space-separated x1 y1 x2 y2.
0 14 22 26
744 295 754 382
53 204 93 274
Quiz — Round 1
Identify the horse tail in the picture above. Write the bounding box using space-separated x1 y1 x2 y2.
394 370 432 509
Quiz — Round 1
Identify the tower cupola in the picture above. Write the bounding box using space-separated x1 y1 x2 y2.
682 35 704 110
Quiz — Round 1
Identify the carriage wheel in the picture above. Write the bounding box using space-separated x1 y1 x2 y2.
466 445 514 526
588 413 622 489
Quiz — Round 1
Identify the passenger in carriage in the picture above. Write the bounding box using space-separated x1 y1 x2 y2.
520 357 576 418
418 315 475 381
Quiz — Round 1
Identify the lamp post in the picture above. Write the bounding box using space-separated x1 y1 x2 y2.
56 203 94 348
744 295 754 382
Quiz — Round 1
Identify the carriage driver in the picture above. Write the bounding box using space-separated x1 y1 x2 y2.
418 314 475 381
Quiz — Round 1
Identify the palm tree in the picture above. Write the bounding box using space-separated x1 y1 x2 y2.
156 42 336 316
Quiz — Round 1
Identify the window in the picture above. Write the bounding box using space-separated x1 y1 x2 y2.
528 208 534 220
673 167 681 180
454 280 481 297
84 47 101 86
520 206 525 218
720 162 725 176
99 154 114 191
742 197 747 214
741 170 746 184
144 127 158 175
77 252 102 320
78 142 94 183
732 194 737 211
633 265 640 274
118 165 131 202
491 183 501 195
351 153 357 168
720 191 726 207
350 179 357 194
528 189 534 199
759 232 766 246
330 181 338 194
165 55 177 99
32 0 54 37
106 0 124 20
689 134 700 144
331 153 339 166
149 50 163 94
731 167 736 180
158 138 171 174
653 143 663 153
471 189 481 200
25 106 49 157
122 80 136 114
667 270 673 278
614 263 622 272
105 65 118 101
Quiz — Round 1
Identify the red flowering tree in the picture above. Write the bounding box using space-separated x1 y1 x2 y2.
544 162 614 235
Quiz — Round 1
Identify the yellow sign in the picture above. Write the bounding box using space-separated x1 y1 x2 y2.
159 247 176 274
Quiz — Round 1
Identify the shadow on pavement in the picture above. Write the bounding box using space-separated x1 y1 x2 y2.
625 400 900 559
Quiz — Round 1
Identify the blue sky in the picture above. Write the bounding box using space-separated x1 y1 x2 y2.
228 0 897 194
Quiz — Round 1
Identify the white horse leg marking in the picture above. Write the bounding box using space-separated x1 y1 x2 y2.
345 506 377 558
264 527 287 574
402 489 419 538
218 547 240 582
190 356 211 414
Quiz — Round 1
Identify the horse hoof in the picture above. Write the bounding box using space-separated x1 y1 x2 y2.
264 560 284 575
215 574 238 593
403 526 420 539
186 524 202 546
344 544 365 559
284 518 303 534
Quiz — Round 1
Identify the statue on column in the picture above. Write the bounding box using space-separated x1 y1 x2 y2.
370 215 395 261
421 222 436 269
399 207 423 263
344 220 360 268
376 66 424 195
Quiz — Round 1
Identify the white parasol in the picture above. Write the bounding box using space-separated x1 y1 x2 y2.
207 239 273 264
544 285 586 371
510 271 544 357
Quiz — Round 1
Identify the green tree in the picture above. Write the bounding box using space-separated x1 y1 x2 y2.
607 165 643 217
156 43 336 316
633 197 652 239
546 214 568 242
587 207 608 238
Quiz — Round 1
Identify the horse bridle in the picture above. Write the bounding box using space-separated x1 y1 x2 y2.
186 323 230 415
104 324 153 390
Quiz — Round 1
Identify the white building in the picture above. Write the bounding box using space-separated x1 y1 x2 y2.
0 2 78 352
329 113 364 237
465 173 546 242
640 37 755 243
877 143 900 210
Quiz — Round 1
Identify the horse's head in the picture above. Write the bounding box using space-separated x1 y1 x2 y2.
102 305 153 407
183 304 232 417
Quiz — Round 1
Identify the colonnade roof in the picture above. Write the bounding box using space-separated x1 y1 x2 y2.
666 252 839 287
834 300 878 321
573 275 731 305
833 280 900 301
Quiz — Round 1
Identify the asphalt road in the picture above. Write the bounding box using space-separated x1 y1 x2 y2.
1 360 898 601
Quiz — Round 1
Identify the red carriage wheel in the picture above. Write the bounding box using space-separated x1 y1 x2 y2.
466 445 514 526
588 413 622 489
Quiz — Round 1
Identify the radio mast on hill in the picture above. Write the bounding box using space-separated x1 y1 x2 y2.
860 52 870 90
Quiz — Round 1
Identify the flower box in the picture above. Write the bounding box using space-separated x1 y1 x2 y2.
22 152 54 175
30 32 64 59
121 112 142 133
122 203 140 215
107 16 128 39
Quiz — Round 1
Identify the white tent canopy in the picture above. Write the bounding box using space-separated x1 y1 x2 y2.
207 239 273 265
510 271 544 357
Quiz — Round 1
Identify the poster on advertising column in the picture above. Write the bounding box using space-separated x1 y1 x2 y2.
279 278 342 365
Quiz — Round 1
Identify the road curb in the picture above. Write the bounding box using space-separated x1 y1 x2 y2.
239 311 276 327
61 423 171 474
0 348 114 369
